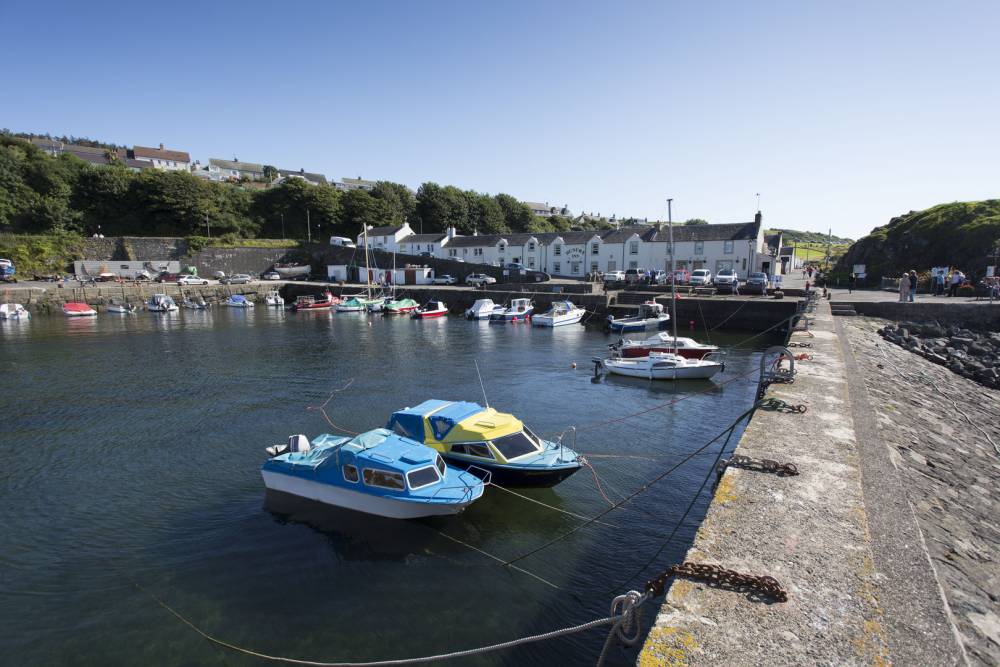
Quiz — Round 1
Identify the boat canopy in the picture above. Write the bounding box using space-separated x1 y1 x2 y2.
229 295 247 303
272 429 437 473
388 400 524 444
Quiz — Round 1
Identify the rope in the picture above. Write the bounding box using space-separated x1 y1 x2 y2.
488 482 619 527
581 458 618 507
707 298 750 332
134 578 647 666
306 380 360 436
505 403 761 567
430 529 562 590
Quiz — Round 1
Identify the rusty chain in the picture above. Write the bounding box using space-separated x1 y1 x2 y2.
717 454 799 477
787 341 812 348
759 397 807 413
663 562 788 603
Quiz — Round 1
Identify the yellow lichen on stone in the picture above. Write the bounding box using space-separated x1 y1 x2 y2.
668 578 696 601
714 471 737 504
638 626 698 667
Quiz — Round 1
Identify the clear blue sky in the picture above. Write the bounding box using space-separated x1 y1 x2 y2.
3 1 998 239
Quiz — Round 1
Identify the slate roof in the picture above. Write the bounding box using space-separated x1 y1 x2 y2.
132 145 191 162
444 222 760 248
647 221 761 243
399 233 447 244
366 225 406 236
341 177 377 188
209 158 264 173
279 168 328 184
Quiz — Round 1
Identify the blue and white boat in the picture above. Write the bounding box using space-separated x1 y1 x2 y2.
387 400 582 487
489 297 533 323
261 428 486 519
606 300 669 333
224 294 254 308
532 300 585 327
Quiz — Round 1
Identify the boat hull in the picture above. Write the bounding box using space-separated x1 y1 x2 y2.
274 266 310 278
413 310 447 319
620 346 714 359
608 316 670 333
532 312 584 327
443 457 581 487
63 306 97 317
260 470 472 519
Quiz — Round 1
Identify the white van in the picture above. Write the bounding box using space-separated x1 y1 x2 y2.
329 236 356 248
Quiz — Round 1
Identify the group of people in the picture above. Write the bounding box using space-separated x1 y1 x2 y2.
901 268 974 300
897 269 920 302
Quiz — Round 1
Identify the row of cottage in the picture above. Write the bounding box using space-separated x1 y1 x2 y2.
356 214 798 279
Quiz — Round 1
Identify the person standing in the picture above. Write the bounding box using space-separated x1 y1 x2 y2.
898 272 910 302
949 270 963 297
908 270 918 302
848 272 856 294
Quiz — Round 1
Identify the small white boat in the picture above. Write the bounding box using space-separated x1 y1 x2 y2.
614 332 719 359
606 301 670 333
273 264 311 279
147 294 178 312
532 300 585 327
0 303 29 320
603 351 724 380
412 300 448 319
465 298 503 320
63 302 97 317
265 290 285 307
183 297 209 310
489 297 534 323
224 294 254 308
107 299 136 314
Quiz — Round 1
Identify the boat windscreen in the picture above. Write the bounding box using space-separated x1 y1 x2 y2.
406 466 440 489
491 432 539 460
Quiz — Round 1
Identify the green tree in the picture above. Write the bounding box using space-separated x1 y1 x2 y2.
414 182 468 233
467 192 507 234
370 181 415 225
495 193 533 232
262 165 278 183
338 188 391 235
684 218 709 225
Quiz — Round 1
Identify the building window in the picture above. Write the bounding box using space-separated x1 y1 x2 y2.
591 243 599 255
426 244 433 251
474 248 483 256
528 258 535 268
629 261 638 270
629 241 639 255
724 240 734 254
528 242 535 251
553 262 561 273
571 262 581 274
554 245 561 256
343 464 359 483
591 262 599 273
742 258 747 271
607 260 616 272
498 243 506 253
694 241 704 255
362 468 405 490
449 249 457 257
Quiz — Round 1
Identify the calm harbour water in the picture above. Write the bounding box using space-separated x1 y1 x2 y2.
0 308 772 666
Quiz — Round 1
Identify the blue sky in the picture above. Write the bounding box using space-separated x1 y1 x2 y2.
2 1 998 239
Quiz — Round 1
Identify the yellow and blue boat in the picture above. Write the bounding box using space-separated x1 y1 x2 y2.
386 400 581 487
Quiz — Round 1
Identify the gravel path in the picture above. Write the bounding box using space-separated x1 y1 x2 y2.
843 317 1000 666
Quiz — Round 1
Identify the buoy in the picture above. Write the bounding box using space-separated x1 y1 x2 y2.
571 362 577 369
689 320 695 329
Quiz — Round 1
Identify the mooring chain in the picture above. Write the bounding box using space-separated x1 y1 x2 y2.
759 397 807 413
664 562 789 603
787 341 812 348
717 454 799 477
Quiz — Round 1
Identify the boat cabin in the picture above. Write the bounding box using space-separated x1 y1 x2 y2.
637 301 664 318
509 298 532 313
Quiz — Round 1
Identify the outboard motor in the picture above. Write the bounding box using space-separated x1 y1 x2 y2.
266 434 311 458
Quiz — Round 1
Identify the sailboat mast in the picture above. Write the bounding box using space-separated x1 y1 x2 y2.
363 225 372 298
668 198 678 345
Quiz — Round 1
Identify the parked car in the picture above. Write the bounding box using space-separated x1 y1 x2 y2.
465 273 496 286
746 272 769 294
689 269 712 286
650 270 669 285
329 236 356 248
418 251 433 258
603 270 626 283
262 271 281 281
222 274 253 285
714 268 738 287
157 272 181 283
177 275 210 286
432 274 458 285
624 268 647 284
134 271 153 282
506 262 525 271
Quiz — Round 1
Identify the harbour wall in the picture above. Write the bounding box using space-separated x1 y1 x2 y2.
845 300 1000 329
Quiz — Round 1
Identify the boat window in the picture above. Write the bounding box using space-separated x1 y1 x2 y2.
406 466 440 490
343 464 359 483
436 455 446 475
362 468 405 490
391 419 420 440
451 443 494 459
491 432 539 459
523 426 542 446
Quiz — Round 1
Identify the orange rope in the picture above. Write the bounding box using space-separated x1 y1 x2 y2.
306 380 361 435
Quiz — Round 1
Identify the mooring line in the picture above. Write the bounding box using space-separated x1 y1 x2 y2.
430 529 562 590
488 482 618 527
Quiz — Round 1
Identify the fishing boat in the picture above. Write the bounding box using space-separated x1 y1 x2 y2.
265 290 284 307
602 351 724 380
291 291 339 311
106 299 136 314
147 294 178 312
336 296 372 312
412 300 448 319
612 332 719 359
489 297 533 323
182 296 209 310
532 300 585 327
366 296 392 313
605 301 669 333
0 303 29 320
387 400 581 486
465 298 503 320
384 297 419 314
261 428 485 519
273 263 311 279
224 294 254 308
62 302 97 317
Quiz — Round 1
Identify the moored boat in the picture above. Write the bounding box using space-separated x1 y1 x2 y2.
532 300 585 327
224 294 254 308
62 302 97 317
292 291 339 311
336 296 372 312
384 297 419 314
265 290 284 307
0 303 29 320
387 400 581 486
147 294 178 312
605 301 669 333
613 332 719 359
273 263 311 279
107 299 136 314
261 428 485 519
412 300 448 319
489 297 533 323
182 296 209 310
465 298 503 320
602 351 723 380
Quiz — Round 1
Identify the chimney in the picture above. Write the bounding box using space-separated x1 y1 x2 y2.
159 143 164 150
754 211 763 225
446 226 456 239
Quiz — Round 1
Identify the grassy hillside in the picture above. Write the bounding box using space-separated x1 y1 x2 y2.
0 234 85 277
766 228 853 244
834 200 1000 279
786 241 850 266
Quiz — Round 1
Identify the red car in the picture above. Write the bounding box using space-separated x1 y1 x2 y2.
157 272 181 283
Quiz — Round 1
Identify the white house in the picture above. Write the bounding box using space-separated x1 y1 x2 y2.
356 223 415 250
277 168 328 186
208 158 265 181
131 144 191 171
335 177 377 192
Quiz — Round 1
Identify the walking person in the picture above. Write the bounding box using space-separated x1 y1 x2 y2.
898 272 910 302
908 269 918 302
